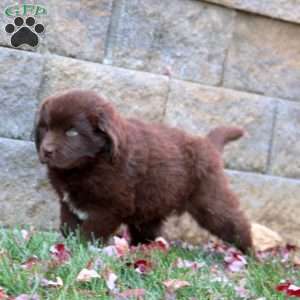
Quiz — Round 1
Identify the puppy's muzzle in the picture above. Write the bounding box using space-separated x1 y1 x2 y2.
40 144 55 164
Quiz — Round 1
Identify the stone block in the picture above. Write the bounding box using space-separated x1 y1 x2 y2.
40 55 169 122
0 0 113 62
165 80 275 173
229 170 300 246
106 0 235 85
270 100 300 179
203 0 300 24
0 48 44 140
224 13 300 102
163 170 300 247
0 138 59 229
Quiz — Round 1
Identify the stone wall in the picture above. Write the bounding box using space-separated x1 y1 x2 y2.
0 0 299 244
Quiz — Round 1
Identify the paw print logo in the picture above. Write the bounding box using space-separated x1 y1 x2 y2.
5 17 45 48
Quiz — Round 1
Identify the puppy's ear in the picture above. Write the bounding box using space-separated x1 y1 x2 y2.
96 103 125 163
33 107 42 151
33 101 46 151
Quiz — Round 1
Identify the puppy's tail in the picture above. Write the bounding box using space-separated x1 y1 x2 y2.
207 126 245 153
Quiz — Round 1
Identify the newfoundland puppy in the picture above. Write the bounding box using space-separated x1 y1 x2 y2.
34 89 253 252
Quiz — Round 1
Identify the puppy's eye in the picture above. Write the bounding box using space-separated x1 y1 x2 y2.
66 128 79 137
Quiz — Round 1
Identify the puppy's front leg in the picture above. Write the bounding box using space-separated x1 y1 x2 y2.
60 202 81 237
81 211 121 242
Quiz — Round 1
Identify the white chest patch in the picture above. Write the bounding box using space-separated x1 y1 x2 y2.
62 193 89 221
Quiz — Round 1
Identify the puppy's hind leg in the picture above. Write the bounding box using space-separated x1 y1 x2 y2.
128 219 163 245
187 171 253 253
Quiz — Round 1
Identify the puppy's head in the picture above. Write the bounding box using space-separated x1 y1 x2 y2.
34 89 124 169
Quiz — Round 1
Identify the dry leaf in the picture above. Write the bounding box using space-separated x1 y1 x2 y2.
20 230 30 241
0 287 10 300
21 256 40 270
134 259 152 274
174 258 204 271
103 269 118 291
114 237 130 257
292 254 300 266
49 243 71 264
114 288 145 299
235 278 250 299
76 268 100 282
276 281 300 297
40 276 63 288
252 223 284 252
102 245 118 257
163 279 190 292
15 294 40 300
155 237 170 251
224 248 247 272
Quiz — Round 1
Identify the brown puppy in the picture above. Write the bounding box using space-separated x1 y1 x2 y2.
34 89 252 252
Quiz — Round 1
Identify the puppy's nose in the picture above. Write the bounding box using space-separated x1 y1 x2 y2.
42 145 55 158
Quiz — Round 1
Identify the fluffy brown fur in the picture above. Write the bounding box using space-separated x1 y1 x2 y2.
34 89 253 252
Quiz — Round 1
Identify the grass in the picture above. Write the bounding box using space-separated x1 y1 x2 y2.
0 228 298 299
